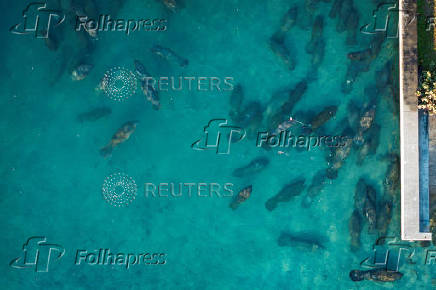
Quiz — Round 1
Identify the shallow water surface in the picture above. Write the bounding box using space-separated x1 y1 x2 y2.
1 0 434 289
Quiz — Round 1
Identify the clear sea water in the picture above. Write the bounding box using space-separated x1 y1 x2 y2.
1 0 434 289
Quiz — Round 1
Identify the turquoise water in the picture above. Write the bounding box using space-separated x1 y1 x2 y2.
1 0 434 289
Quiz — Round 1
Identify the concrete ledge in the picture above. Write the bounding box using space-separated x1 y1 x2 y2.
400 0 432 241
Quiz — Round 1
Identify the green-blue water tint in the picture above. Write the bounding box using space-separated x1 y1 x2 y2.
0 0 434 289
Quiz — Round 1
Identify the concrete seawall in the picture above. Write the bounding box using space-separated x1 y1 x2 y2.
400 0 432 240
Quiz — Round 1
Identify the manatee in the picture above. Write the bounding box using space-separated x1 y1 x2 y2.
359 106 376 132
310 38 325 72
383 154 400 199
278 231 326 250
349 209 362 251
44 23 64 51
229 84 244 121
370 32 385 58
266 81 307 131
345 8 359 45
100 121 138 158
265 178 305 211
376 199 393 236
342 58 372 94
336 0 354 32
160 0 178 12
142 79 160 110
329 0 345 19
269 36 295 71
347 49 373 61
364 185 377 233
376 61 393 90
233 157 269 178
310 105 337 130
353 178 367 211
275 5 298 38
354 178 377 233
326 127 353 179
229 185 252 210
302 169 328 207
234 101 263 138
134 60 160 110
71 64 93 81
347 101 361 130
306 15 324 54
151 45 188 67
349 269 403 282
342 31 384 94
77 106 112 122
356 124 381 165
134 59 150 79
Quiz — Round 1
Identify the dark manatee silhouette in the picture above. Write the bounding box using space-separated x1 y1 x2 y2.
356 124 381 165
353 178 377 233
277 231 327 250
151 44 189 67
100 121 138 158
363 185 377 233
269 36 295 71
376 198 393 236
350 269 403 282
309 105 338 130
383 154 400 200
232 157 269 178
265 178 305 211
349 209 362 252
301 169 329 207
342 33 384 93
265 81 308 131
77 107 112 122
325 127 354 179
229 185 252 210
229 84 244 121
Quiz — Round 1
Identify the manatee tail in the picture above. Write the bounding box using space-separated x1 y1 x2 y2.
229 201 239 210
100 144 113 158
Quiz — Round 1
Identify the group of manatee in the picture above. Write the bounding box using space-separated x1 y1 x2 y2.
228 0 403 283
46 0 405 283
